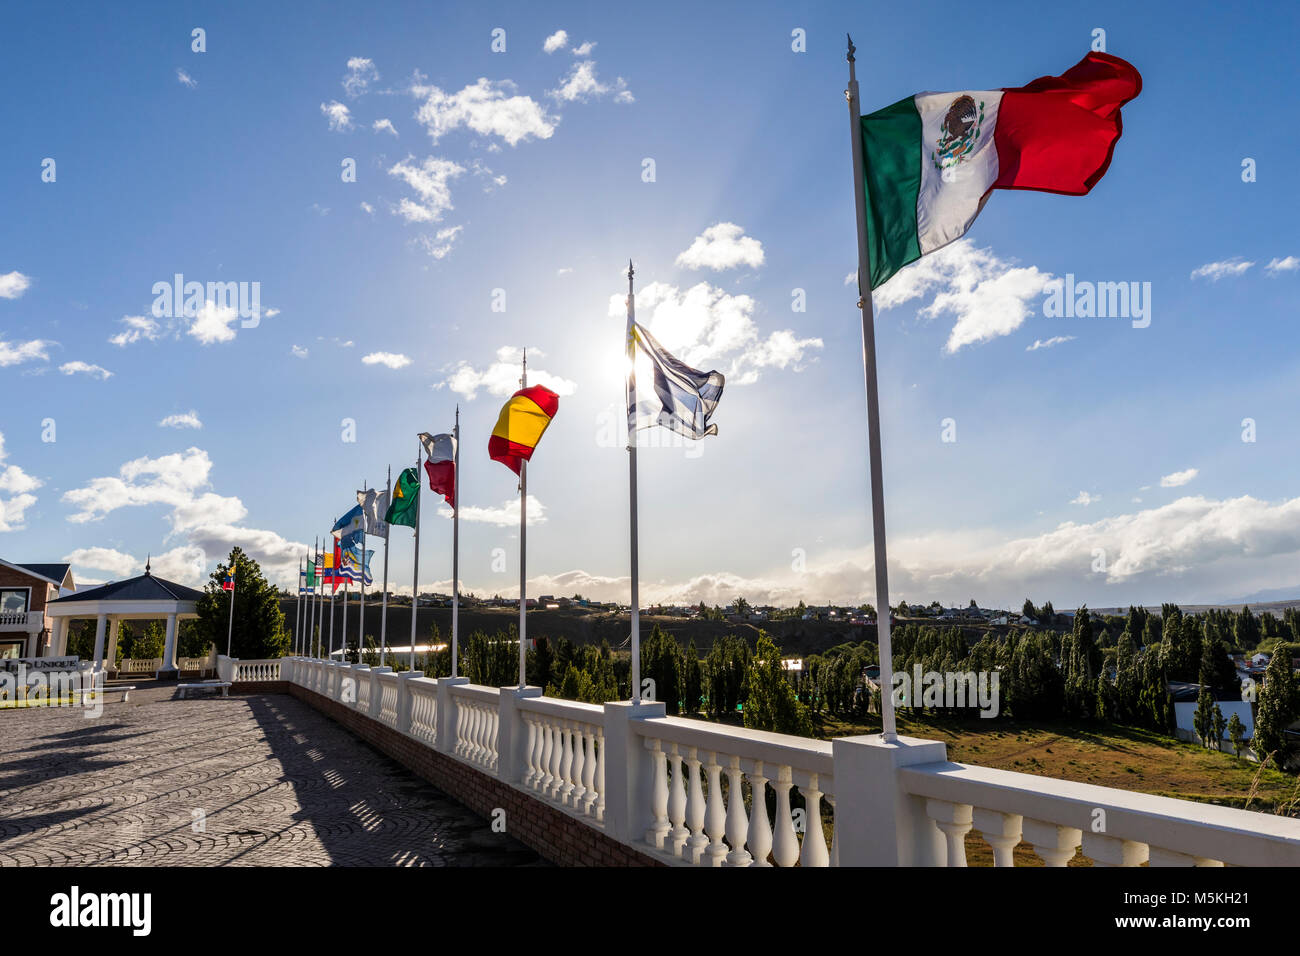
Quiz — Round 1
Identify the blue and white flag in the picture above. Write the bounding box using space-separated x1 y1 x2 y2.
332 504 365 549
341 545 374 586
629 322 724 439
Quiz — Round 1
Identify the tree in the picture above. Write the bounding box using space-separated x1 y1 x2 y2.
641 624 681 713
681 639 703 714
1198 626 1237 698
1192 687 1214 748
194 547 288 659
742 633 813 736
1022 598 1038 622
1253 648 1298 769
1210 703 1227 751
1227 712 1245 759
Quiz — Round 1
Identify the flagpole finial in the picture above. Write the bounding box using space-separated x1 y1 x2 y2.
846 33 855 62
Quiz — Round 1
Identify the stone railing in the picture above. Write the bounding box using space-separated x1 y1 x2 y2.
0 610 42 627
217 656 281 683
118 658 163 674
276 658 1300 867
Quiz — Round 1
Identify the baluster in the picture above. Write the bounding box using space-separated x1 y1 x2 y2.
667 744 689 856
580 729 597 815
548 721 564 797
1022 820 1082 867
724 756 752 866
746 761 772 867
800 773 830 867
559 723 576 803
569 723 587 808
771 765 799 867
1083 833 1149 867
644 738 671 849
489 710 499 768
684 748 709 865
539 720 555 793
973 809 1022 868
704 752 728 866
926 799 973 867
523 717 539 787
533 718 548 791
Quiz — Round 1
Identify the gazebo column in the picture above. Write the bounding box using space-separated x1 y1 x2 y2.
157 612 180 681
50 618 68 656
106 618 121 672
91 614 108 672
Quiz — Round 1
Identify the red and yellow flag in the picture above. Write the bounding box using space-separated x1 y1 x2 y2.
488 385 559 475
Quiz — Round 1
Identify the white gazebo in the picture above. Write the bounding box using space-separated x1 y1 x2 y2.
46 562 203 679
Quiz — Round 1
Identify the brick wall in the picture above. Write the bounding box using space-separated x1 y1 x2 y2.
286 682 663 867
0 567 53 615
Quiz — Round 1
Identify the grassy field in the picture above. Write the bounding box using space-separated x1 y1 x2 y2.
812 711 1300 866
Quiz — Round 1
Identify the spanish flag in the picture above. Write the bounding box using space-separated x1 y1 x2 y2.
488 385 559 475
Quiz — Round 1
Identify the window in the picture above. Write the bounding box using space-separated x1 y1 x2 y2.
0 640 23 659
0 589 29 615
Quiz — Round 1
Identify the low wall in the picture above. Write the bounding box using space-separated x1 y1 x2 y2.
287 681 662 867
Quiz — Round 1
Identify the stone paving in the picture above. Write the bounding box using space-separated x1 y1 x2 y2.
0 683 544 866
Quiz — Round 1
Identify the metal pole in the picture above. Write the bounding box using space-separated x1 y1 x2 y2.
452 406 460 679
308 539 317 657
316 539 324 657
328 537 336 662
359 479 366 665
409 441 422 672
626 260 641 704
846 34 897 741
295 559 303 656
225 555 236 657
380 465 391 669
341 576 349 663
518 351 528 688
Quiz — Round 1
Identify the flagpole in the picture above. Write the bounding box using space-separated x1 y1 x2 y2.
626 260 642 704
359 479 367 665
328 535 337 662
410 440 422 672
380 465 391 669
341 575 349 664
296 559 303 656
452 405 460 679
225 555 236 657
846 34 897 741
316 538 324 657
308 539 317 657
518 351 528 688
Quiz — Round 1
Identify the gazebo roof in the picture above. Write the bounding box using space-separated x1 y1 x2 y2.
50 571 204 605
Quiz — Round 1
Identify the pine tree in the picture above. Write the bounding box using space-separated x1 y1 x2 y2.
742 633 813 736
1227 712 1245 759
1210 703 1227 751
1193 687 1214 747
1253 648 1298 768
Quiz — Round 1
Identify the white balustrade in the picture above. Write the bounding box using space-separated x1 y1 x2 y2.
232 659 281 682
518 697 606 824
450 685 500 771
376 672 399 727
406 678 439 744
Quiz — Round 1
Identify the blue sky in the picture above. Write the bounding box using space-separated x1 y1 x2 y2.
1 0 1297 609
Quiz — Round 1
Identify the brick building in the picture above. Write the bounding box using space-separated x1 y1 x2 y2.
0 559 76 659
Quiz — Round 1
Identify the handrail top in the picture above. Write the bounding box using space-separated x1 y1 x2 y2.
449 682 501 702
518 694 605 721
636 714 835 772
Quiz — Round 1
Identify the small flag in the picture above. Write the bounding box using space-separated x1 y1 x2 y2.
222 567 235 592
384 467 421 528
419 432 457 506
630 323 724 439
332 505 365 541
859 52 1141 289
489 385 559 475
357 487 389 537
342 546 375 585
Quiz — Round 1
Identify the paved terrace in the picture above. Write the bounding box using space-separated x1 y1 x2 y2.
0 683 543 867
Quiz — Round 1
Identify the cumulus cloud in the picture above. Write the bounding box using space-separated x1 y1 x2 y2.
0 432 41 532
108 314 163 347
1160 467 1198 488
187 300 240 345
415 225 464 259
1191 258 1253 281
549 60 633 103
411 76 556 146
1026 335 1075 351
675 222 765 271
362 351 412 369
159 411 202 429
1071 491 1100 506
1265 256 1299 275
176 68 197 88
875 240 1054 353
59 361 112 380
0 339 52 366
63 547 139 578
543 30 568 53
437 495 546 527
373 117 398 136
0 271 32 298
291 344 309 358
343 57 379 98
572 41 596 56
321 100 353 131
611 281 821 385
438 346 577 400
388 155 464 223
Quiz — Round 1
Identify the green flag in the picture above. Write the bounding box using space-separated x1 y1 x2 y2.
306 560 319 588
385 467 420 528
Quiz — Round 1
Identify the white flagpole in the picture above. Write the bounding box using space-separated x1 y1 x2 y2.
296 559 303 656
316 538 325 658
452 405 460 679
341 574 349 663
846 34 897 741
380 465 391 669
626 260 642 704
410 441 422 672
328 535 337 662
359 480 367 664
225 555 236 657
518 351 528 688
308 539 317 657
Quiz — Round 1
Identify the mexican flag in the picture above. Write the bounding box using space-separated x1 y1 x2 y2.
860 52 1141 289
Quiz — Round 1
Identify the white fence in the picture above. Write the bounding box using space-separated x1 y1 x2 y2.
216 655 281 683
274 656 1300 867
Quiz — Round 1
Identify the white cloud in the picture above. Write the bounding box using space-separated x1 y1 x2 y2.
439 346 577 400
373 118 397 136
1265 256 1299 275
1071 491 1099 506
320 100 353 131
573 41 596 56
109 314 163 346
549 60 633 104
388 155 464 223
187 300 240 345
1160 467 1198 488
159 411 202 429
875 240 1054 353
557 267 573 276
291 344 309 358
63 546 138 578
675 222 765 272
58 361 112 380
362 351 412 369
0 339 52 366
176 68 197 89
411 76 556 147
0 432 41 533
543 30 568 53
415 225 463 259
0 271 32 299
343 57 379 98
612 281 821 385
359 202 374 215
438 495 546 527
1026 335 1076 351
1191 258 1253 281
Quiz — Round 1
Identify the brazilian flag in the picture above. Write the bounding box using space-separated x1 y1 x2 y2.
384 467 420 529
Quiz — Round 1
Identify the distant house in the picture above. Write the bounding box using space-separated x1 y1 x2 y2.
0 560 76 659
1167 681 1254 745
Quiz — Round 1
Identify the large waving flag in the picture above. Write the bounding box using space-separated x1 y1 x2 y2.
332 504 365 548
419 432 457 506
384 467 420 528
860 52 1141 289
341 545 374 585
630 323 724 439
489 385 559 475
357 487 389 538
